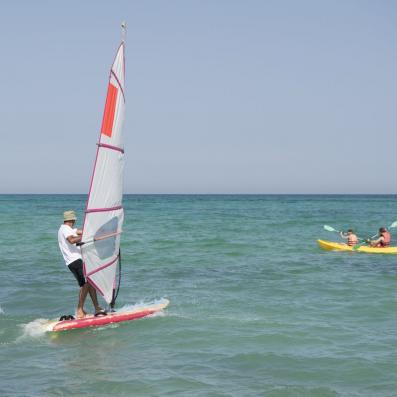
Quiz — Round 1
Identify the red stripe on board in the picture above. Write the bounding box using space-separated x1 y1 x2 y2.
100 83 118 137
52 309 156 331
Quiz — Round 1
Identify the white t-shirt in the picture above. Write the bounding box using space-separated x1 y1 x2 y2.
58 224 82 266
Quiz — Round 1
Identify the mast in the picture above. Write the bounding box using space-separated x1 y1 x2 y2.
121 21 127 42
110 22 126 310
81 24 126 306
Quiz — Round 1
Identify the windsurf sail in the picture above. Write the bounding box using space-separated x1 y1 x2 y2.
81 25 126 305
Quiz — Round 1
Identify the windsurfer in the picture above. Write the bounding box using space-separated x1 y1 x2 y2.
58 210 103 318
368 227 391 248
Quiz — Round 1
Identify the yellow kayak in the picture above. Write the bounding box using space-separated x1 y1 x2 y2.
317 239 397 254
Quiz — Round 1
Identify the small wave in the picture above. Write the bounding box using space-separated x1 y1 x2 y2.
92 323 120 332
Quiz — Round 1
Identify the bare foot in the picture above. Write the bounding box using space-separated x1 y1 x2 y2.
76 309 86 319
94 306 103 315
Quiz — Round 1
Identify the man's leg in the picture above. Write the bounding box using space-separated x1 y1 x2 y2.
88 284 103 313
77 283 90 318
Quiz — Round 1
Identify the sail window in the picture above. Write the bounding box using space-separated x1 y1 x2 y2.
94 216 119 259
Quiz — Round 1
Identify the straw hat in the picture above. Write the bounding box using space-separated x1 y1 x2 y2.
63 210 77 222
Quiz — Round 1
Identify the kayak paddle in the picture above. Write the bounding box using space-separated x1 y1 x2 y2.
352 220 397 250
323 225 341 233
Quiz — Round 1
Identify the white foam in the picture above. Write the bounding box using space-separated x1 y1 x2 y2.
18 318 53 340
147 310 166 318
0 306 4 315
117 297 169 313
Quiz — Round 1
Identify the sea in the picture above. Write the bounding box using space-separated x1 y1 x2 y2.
1 194 397 397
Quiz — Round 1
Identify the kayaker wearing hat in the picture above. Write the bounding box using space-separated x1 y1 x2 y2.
340 229 359 246
58 210 103 318
368 227 391 248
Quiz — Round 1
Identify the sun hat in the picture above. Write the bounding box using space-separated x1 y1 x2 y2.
63 210 77 222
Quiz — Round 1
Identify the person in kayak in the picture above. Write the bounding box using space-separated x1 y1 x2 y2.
340 229 359 246
58 210 104 318
368 227 391 248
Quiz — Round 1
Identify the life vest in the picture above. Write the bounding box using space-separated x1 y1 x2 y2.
380 231 391 247
347 234 358 246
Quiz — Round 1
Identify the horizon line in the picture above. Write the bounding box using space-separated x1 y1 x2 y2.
2 192 397 196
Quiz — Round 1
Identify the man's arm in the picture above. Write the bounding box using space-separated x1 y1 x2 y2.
340 232 347 239
67 235 82 244
369 236 383 246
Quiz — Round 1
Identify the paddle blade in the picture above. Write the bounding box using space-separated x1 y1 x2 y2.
324 225 337 232
389 221 397 229
352 238 368 250
352 243 363 250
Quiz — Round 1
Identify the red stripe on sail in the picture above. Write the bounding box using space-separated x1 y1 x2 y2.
85 205 123 214
97 143 124 153
86 255 119 277
100 83 118 137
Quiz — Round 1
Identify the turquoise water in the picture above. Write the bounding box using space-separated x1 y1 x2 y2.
1 194 397 396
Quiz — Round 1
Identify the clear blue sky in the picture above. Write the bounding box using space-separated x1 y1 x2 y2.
1 0 396 193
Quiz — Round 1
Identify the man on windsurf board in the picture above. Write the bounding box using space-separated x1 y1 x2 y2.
58 210 103 318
